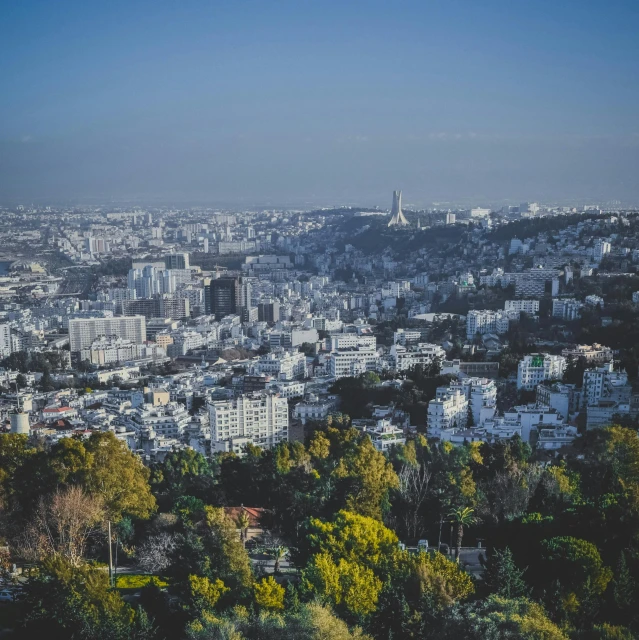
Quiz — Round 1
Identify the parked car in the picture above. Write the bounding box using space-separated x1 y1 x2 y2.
0 590 14 602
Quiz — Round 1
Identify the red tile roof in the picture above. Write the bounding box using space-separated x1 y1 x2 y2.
223 506 265 528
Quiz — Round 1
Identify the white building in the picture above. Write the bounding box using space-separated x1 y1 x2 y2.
517 354 566 390
209 392 288 454
251 350 307 381
89 365 140 385
293 399 335 424
585 295 604 308
69 316 146 352
561 344 613 364
127 265 177 298
269 380 306 399
80 337 138 365
393 329 423 346
389 343 446 372
427 389 468 437
594 240 611 263
582 362 630 408
329 334 376 351
0 324 11 358
503 405 565 442
537 426 579 451
358 418 406 452
552 299 583 320
327 345 379 379
448 377 497 425
586 400 629 430
439 418 522 446
466 309 517 340
536 383 581 420
128 402 189 439
505 300 539 314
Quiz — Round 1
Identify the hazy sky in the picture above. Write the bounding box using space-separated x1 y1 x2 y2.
2 0 639 206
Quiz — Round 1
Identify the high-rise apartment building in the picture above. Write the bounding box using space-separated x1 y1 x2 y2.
209 392 288 455
127 266 176 298
122 297 190 320
69 316 146 352
207 277 251 319
164 252 190 270
0 324 11 358
258 301 280 323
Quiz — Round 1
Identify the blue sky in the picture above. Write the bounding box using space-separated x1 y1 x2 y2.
1 0 638 205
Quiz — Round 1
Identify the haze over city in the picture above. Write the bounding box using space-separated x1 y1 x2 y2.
2 0 639 206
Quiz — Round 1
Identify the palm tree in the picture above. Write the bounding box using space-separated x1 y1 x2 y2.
449 507 478 563
271 545 288 574
236 512 250 546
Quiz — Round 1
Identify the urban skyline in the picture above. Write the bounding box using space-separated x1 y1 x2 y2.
2 1 639 638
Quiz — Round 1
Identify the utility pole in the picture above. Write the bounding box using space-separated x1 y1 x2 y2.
108 520 113 587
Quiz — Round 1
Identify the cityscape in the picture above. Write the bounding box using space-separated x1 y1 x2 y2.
1 1 639 639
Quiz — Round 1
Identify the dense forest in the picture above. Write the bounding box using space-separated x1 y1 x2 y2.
1 419 638 639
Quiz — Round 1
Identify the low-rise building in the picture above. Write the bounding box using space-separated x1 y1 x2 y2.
536 382 581 420
357 418 406 452
561 343 613 364
441 359 500 379
327 345 379 379
503 404 565 442
537 426 579 450
250 350 307 381
505 300 540 314
466 309 518 340
389 342 445 372
552 299 583 320
128 402 189 439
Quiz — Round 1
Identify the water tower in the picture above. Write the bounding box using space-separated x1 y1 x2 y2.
10 388 30 435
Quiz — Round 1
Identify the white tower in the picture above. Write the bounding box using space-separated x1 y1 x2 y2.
10 391 29 435
388 190 409 227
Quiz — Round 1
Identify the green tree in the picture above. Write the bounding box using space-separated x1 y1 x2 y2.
185 574 228 616
481 547 530 598
333 437 399 520
304 510 399 571
152 448 213 496
409 550 475 608
254 576 285 611
540 537 613 620
0 433 32 508
611 552 635 622
302 552 382 618
431 595 567 640
203 506 253 591
21 556 154 640
185 602 372 640
82 432 156 521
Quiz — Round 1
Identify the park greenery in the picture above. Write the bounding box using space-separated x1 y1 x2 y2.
0 422 638 638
